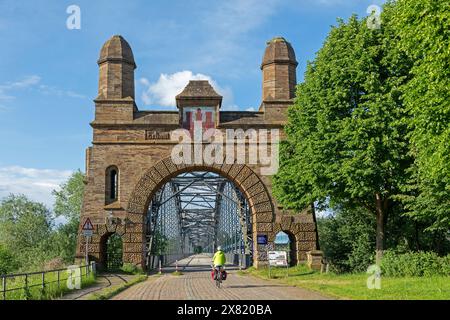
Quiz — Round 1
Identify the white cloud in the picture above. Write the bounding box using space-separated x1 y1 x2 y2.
0 75 41 90
38 84 87 99
0 166 72 208
140 70 236 109
0 75 87 111
0 75 41 102
245 107 256 112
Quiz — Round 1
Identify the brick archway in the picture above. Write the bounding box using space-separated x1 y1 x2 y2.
127 157 274 218
120 157 275 268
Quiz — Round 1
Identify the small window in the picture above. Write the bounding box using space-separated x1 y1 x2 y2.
110 169 117 199
106 166 119 203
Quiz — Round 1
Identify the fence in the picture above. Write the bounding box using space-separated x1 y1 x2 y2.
225 253 252 269
0 262 96 300
147 253 191 270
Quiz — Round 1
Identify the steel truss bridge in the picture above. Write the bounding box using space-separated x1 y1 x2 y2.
145 172 253 269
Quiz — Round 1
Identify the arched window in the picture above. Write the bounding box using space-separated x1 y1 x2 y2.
106 166 119 204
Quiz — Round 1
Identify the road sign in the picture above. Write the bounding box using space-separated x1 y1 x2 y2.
82 217 94 231
82 217 94 241
268 251 288 267
268 250 289 278
82 229 93 237
257 234 268 245
81 218 94 266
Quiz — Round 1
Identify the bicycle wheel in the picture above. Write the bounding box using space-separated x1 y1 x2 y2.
216 268 222 288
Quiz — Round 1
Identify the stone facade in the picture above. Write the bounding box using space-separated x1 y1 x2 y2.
76 35 319 269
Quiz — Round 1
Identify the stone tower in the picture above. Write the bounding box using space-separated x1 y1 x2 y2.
97 35 136 100
95 35 137 122
260 37 298 122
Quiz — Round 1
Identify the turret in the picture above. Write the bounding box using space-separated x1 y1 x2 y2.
95 35 137 122
97 35 136 100
260 37 298 122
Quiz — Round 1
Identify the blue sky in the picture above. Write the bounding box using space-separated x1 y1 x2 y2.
0 0 385 207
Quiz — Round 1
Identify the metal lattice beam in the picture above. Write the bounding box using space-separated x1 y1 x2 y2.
146 171 253 265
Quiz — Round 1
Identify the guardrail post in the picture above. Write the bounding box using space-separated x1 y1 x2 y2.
91 261 96 275
2 276 6 300
24 274 29 299
42 272 46 293
57 270 60 288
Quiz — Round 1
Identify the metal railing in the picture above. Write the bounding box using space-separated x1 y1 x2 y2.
0 262 96 300
147 253 191 270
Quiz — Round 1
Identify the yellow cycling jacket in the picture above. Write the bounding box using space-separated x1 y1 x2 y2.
213 250 226 266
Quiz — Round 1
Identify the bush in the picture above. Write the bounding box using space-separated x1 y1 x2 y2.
0 244 18 274
381 250 450 277
43 257 66 271
317 206 376 273
120 263 141 274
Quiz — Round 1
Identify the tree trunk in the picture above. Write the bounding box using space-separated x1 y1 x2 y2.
414 221 420 251
375 193 385 266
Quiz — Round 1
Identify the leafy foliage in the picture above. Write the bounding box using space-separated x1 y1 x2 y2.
0 194 55 270
0 171 85 273
150 230 169 255
274 13 412 260
120 263 143 274
106 233 123 270
52 169 85 222
381 250 450 277
317 207 376 273
274 0 449 266
0 244 18 274
388 0 450 232
51 170 85 264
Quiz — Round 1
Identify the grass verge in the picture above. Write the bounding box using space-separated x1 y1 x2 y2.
241 265 450 300
2 269 96 300
86 275 147 300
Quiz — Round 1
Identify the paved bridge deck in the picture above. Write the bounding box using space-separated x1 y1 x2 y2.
112 254 331 300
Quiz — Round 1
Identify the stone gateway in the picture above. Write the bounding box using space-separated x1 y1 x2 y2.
75 35 320 269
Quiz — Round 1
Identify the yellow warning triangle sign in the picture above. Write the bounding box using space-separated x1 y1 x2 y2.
82 217 94 231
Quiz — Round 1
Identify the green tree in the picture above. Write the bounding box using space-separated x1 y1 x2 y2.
317 207 376 273
0 244 18 274
53 169 85 222
151 230 168 255
389 0 450 234
51 170 85 263
274 13 412 264
0 194 54 270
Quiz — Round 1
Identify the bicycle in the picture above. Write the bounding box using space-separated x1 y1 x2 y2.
211 265 223 288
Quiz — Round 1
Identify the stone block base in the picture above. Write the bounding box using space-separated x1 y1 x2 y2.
306 250 324 271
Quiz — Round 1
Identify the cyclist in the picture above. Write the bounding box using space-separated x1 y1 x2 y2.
212 246 226 280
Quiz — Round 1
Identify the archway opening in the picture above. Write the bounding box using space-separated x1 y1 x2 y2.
100 233 123 271
274 231 298 266
145 171 253 269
